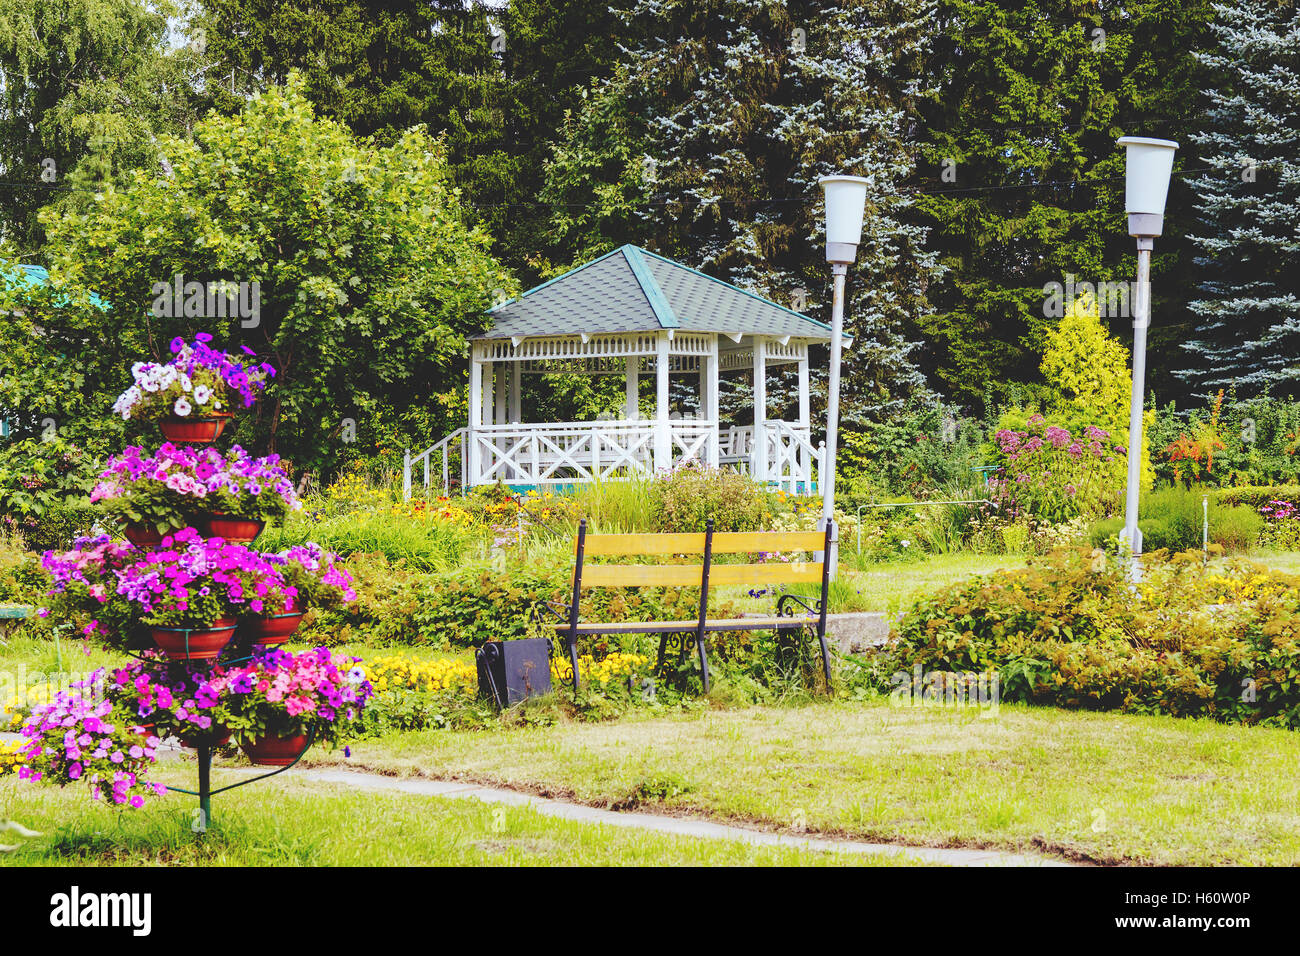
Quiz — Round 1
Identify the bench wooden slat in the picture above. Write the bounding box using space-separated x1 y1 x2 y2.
581 530 825 556
580 564 705 587
709 562 823 585
710 531 825 553
582 533 705 556
578 560 823 588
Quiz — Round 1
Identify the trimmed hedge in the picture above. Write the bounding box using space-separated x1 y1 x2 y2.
1213 485 1300 510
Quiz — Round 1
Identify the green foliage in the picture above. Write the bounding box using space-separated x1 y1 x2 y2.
1213 485 1300 511
260 509 481 573
838 406 988 498
40 77 514 476
648 466 770 533
0 265 133 453
890 549 1300 727
1040 293 1134 436
0 0 199 244
1088 486 1263 553
916 0 1212 409
1151 393 1300 488
0 437 99 551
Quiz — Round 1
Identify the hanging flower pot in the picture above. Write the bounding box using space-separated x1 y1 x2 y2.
239 611 305 646
123 523 165 548
179 727 231 749
198 513 264 543
159 415 230 444
149 618 238 660
243 732 310 767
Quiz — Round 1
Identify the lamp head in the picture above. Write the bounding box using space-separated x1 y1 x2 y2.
1117 136 1178 237
818 175 870 264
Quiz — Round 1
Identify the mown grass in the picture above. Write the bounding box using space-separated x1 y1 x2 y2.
304 697 1300 866
0 772 915 866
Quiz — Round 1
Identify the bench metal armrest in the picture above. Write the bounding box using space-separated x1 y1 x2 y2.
531 600 571 631
776 593 821 618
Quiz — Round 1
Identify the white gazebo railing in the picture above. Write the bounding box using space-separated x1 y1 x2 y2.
403 418 819 495
471 420 661 486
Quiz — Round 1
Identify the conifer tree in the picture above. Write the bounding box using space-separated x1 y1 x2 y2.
1177 0 1300 397
541 0 942 426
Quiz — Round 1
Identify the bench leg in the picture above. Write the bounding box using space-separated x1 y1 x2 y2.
696 633 711 695
815 626 832 691
655 632 670 676
567 631 581 693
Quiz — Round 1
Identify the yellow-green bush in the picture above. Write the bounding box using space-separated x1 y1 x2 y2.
890 549 1300 726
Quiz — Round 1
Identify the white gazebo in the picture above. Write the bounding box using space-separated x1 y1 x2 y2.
404 245 845 496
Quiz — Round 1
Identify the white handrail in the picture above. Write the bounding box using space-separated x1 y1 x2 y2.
403 428 467 499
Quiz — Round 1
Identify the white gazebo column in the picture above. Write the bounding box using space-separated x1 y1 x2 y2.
654 332 671 472
625 356 639 420
468 346 482 485
481 358 495 477
706 337 720 467
798 345 810 490
752 336 767 484
494 364 507 425
509 362 521 423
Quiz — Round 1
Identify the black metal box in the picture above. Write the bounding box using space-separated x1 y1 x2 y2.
476 638 553 708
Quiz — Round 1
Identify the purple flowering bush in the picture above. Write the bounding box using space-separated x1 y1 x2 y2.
988 414 1127 522
111 334 275 423
92 442 301 532
18 674 167 808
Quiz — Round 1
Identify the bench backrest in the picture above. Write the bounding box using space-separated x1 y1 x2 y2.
570 519 834 592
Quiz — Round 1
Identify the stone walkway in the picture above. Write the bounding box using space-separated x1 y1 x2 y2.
5 729 1072 865
284 767 1074 867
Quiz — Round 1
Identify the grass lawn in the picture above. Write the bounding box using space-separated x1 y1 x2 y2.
0 770 914 866
304 697 1300 866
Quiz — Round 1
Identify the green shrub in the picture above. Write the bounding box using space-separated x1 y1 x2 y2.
648 464 769 532
0 437 99 551
888 549 1300 727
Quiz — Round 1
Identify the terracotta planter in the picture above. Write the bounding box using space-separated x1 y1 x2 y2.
198 514 264 544
243 733 310 767
149 618 238 660
159 416 229 444
240 611 305 646
123 523 165 548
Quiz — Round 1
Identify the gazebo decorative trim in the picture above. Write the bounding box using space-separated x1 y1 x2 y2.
405 246 847 497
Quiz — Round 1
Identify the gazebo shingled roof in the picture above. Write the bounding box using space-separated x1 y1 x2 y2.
475 244 843 342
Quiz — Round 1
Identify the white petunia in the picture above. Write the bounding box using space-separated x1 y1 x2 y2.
173 398 192 417
193 384 211 405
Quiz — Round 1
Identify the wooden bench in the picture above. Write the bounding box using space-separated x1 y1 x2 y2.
547 519 835 693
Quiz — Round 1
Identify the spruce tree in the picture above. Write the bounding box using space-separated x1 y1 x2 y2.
541 0 942 426
1177 0 1300 397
